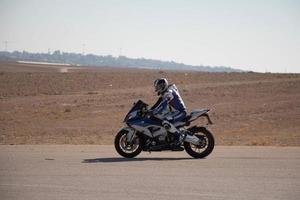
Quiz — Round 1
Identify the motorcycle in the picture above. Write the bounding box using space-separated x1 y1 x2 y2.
114 100 215 158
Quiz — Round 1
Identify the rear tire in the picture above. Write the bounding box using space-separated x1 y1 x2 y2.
114 129 143 158
184 127 214 159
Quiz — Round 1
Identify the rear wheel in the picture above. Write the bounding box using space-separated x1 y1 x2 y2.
184 127 214 158
114 129 143 158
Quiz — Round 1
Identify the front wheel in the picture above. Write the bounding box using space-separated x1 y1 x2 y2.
184 127 215 159
114 129 143 158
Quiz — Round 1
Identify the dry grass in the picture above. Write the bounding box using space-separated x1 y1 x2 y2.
0 61 300 145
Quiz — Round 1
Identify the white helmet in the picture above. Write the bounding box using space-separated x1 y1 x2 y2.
154 78 168 95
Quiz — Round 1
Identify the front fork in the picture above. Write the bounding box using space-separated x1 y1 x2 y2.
122 127 136 144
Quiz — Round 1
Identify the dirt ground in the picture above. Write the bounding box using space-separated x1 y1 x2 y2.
0 61 299 145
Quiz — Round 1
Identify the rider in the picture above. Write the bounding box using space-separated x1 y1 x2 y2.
150 78 187 149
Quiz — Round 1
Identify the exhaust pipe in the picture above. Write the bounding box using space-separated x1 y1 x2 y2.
184 134 200 145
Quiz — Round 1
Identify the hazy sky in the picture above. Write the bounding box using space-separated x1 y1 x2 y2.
0 0 299 73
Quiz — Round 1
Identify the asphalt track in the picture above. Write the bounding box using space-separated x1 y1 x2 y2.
0 145 299 200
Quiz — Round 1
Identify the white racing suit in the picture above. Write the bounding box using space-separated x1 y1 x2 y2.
151 84 187 142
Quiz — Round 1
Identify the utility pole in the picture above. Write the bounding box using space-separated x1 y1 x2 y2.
3 41 8 51
119 48 122 57
82 44 85 55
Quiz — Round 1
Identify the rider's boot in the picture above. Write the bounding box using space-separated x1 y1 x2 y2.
162 120 185 151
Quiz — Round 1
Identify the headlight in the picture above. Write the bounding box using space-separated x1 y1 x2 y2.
128 114 134 120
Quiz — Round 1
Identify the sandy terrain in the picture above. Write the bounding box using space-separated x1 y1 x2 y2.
0 145 299 200
0 61 300 145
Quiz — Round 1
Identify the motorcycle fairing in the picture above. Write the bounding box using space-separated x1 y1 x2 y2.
189 109 210 121
123 100 148 122
127 118 164 138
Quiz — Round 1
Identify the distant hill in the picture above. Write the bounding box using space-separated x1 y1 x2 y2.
0 50 244 72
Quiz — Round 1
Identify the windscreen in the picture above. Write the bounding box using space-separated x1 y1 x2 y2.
123 100 148 122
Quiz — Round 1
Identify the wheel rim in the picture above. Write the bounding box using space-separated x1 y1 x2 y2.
189 134 209 154
119 133 140 153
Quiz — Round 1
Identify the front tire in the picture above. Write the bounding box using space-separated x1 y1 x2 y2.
184 127 214 158
114 129 143 158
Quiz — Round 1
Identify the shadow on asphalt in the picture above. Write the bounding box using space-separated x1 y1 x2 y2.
82 157 193 163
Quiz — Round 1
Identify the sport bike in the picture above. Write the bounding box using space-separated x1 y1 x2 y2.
114 100 215 158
